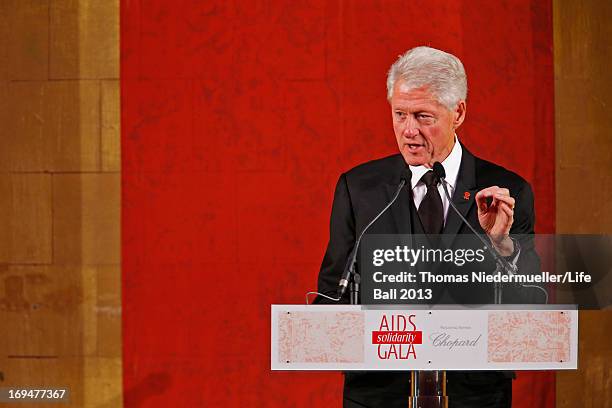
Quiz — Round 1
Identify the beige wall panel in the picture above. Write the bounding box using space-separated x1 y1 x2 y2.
3 0 49 81
53 174 120 265
0 81 9 171
50 0 119 79
84 357 123 408
96 265 121 308
557 124 611 168
554 0 612 235
0 266 82 357
47 81 101 171
556 311 612 408
1 82 47 171
0 175 10 263
49 0 79 79
80 265 122 359
0 264 121 355
555 79 612 132
554 0 612 405
81 265 98 357
1 0 122 406
101 80 121 172
0 3 9 81
11 175 53 264
1 81 100 172
0 174 52 264
557 166 612 234
0 265 122 407
0 356 84 407
553 1 612 81
94 265 122 358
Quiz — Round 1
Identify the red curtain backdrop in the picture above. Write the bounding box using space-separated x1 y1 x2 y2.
121 1 555 406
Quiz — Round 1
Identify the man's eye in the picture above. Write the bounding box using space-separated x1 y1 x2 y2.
417 114 432 119
395 111 406 118
417 114 435 124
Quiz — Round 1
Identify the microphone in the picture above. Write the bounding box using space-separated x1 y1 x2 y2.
336 168 411 301
432 162 547 303
432 162 515 273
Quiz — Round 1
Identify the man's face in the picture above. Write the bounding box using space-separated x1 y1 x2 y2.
390 81 465 167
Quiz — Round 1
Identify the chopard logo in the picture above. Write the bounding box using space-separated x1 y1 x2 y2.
429 333 482 350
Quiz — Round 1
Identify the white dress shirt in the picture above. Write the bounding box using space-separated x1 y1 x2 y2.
409 137 462 226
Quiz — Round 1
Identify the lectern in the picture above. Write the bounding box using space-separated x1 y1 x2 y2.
271 305 577 407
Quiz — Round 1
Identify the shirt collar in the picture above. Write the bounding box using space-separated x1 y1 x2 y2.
409 136 463 189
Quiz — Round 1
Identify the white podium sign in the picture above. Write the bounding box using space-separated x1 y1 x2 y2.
271 305 577 371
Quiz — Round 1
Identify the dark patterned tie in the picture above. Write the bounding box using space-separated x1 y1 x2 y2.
418 171 444 234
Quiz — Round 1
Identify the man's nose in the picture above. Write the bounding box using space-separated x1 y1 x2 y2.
402 116 419 138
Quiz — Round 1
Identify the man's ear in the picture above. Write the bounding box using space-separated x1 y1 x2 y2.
453 100 466 129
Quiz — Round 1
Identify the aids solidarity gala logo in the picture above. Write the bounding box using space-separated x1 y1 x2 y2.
372 314 422 360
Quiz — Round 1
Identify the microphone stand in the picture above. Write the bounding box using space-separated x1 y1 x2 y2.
336 176 409 302
350 272 360 305
436 176 516 305
306 172 410 305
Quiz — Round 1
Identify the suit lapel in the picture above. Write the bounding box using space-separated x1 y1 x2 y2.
384 180 412 234
442 146 477 245
382 156 413 234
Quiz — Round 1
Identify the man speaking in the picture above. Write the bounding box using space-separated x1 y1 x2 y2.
315 47 535 407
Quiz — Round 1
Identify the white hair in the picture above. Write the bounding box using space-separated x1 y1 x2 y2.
386 46 467 110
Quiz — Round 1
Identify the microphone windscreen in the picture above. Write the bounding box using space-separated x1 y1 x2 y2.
433 162 446 180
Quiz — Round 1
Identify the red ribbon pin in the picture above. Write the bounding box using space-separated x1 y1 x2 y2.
463 191 471 200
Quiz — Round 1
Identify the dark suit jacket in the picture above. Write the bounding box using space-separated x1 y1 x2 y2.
315 144 539 407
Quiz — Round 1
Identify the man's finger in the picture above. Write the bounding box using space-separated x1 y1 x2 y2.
494 193 515 208
475 188 497 210
500 202 514 219
497 187 510 196
476 186 500 198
